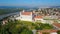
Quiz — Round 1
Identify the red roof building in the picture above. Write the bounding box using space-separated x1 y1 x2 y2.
53 23 60 30
21 12 32 15
53 23 60 28
34 16 43 18
37 30 58 34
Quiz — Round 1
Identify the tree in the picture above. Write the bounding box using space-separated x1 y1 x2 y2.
57 30 60 34
42 32 50 34
20 29 33 34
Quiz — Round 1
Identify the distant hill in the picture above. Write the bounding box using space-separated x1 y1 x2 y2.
37 6 60 8
0 6 60 9
0 6 30 9
50 6 60 8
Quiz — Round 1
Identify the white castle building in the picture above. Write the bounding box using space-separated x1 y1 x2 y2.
20 11 33 21
16 10 33 21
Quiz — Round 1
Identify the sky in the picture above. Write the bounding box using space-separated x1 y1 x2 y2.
0 0 60 7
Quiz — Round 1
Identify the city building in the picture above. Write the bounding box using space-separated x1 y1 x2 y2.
34 16 46 23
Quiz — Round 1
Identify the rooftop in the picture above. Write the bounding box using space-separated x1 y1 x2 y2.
21 12 32 15
34 16 43 18
37 29 57 33
53 23 60 28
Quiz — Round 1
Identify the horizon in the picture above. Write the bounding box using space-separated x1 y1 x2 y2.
0 0 60 7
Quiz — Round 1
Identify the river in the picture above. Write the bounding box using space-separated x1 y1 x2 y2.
0 11 20 20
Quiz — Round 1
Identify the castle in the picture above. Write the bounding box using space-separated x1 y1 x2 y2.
15 10 56 24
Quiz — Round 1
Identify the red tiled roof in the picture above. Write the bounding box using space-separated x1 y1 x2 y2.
34 16 43 18
21 12 32 15
53 23 60 28
37 30 57 33
50 30 57 32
